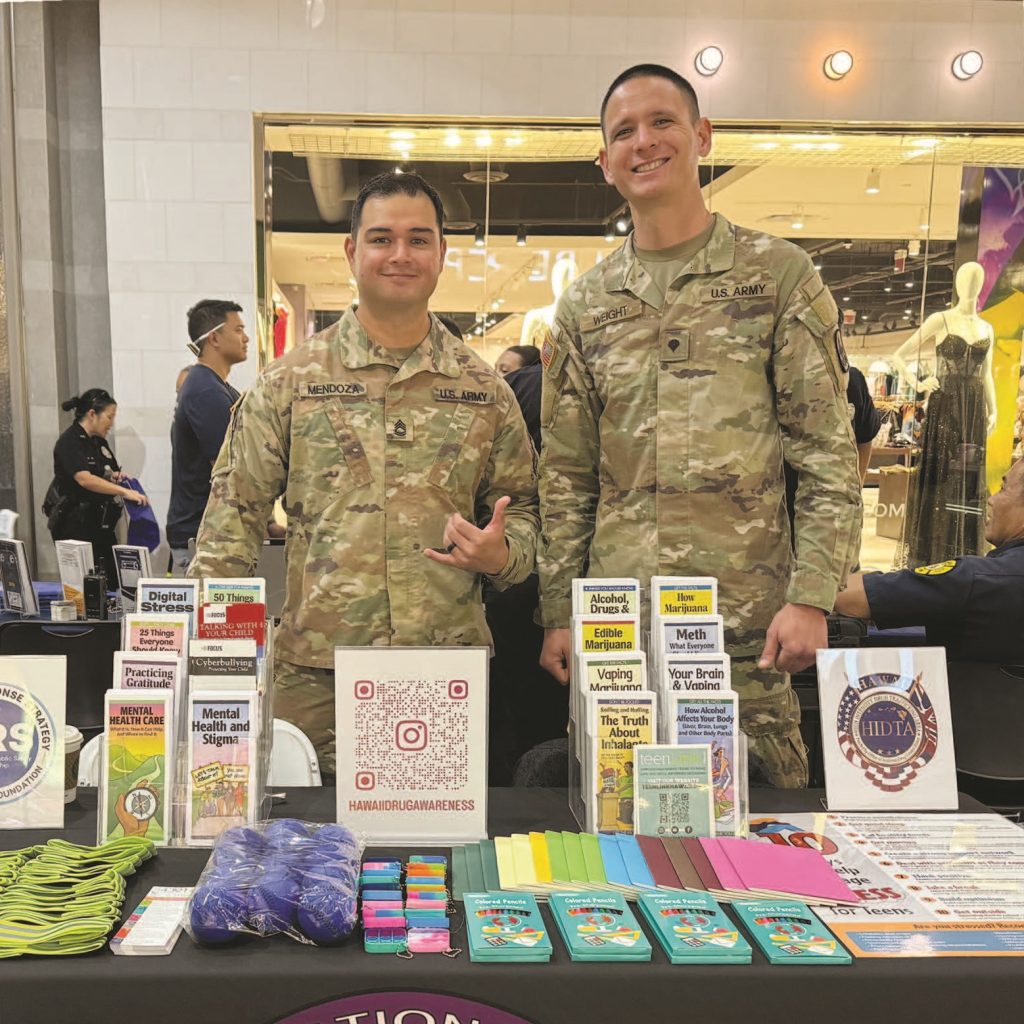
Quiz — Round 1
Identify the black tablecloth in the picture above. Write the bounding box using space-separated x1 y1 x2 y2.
2 789 1019 1024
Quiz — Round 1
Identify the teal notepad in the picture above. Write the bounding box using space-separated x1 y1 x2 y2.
479 839 501 893
549 891 652 962
637 891 751 964
732 900 851 965
464 842 486 894
452 846 469 901
464 892 553 963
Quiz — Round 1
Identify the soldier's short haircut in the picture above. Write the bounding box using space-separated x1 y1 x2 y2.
187 299 243 345
600 64 701 131
350 171 445 239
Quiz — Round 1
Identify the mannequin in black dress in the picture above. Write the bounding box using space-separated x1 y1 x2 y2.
893 262 997 566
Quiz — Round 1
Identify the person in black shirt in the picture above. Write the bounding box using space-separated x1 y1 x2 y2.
48 388 148 581
166 299 248 575
836 459 1024 663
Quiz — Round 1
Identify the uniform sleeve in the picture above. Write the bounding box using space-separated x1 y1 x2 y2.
189 373 289 579
536 308 603 628
185 381 235 465
477 387 539 589
848 367 882 445
773 269 863 611
862 564 969 629
53 430 92 479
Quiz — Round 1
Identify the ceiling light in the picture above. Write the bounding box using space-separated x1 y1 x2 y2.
444 130 461 147
823 50 853 80
604 223 616 242
860 314 868 321
843 239 854 250
905 280 914 289
491 301 499 310
694 45 723 77
820 142 842 151
902 314 911 320
389 130 415 140
904 308 913 314
843 295 851 302
813 262 823 271
790 217 804 231
475 131 493 148
615 216 629 233
911 138 939 148
952 50 983 80
516 225 527 247
864 168 881 194
393 166 403 174
791 142 814 151
496 298 505 306
505 134 523 147
884 286 892 293
474 224 485 247
756 142 778 151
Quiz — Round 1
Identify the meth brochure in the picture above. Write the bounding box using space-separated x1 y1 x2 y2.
186 690 259 846
112 545 152 614
585 690 657 834
335 646 488 845
667 691 741 836
55 539 93 615
122 612 191 660
188 638 259 691
201 577 266 606
816 647 957 812
101 690 174 846
633 743 715 839
136 578 199 637
0 539 38 617
656 615 725 657
0 655 66 829
572 577 641 617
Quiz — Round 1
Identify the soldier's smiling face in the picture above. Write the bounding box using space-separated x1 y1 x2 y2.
345 192 446 313
599 76 712 210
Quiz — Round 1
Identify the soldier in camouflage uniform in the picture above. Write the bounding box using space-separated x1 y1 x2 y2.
190 173 539 774
538 65 862 788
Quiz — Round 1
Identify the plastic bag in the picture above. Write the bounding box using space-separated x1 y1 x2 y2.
185 818 363 946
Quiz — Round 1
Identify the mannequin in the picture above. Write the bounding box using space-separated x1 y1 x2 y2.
519 255 578 347
895 262 997 566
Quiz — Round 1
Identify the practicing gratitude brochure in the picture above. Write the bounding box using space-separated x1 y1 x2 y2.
186 691 258 845
586 691 657 833
633 744 715 839
0 655 66 829
101 690 173 846
667 691 741 836
136 578 199 637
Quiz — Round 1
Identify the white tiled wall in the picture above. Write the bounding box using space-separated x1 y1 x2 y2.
97 0 1024 533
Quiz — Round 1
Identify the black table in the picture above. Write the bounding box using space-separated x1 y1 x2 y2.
3 789 1020 1024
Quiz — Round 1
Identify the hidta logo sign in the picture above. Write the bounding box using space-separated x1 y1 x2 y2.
276 993 534 1024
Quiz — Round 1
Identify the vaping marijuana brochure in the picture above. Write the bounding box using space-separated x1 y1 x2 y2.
101 690 174 846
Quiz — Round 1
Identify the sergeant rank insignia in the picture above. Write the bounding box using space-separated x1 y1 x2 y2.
836 670 938 792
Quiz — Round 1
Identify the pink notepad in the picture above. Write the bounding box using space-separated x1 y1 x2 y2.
717 837 861 906
698 838 751 899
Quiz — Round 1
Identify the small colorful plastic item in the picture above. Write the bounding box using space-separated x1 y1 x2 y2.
364 927 408 954
408 927 451 953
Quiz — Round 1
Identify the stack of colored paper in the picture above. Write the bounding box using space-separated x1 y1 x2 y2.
731 900 851 965
637 891 751 964
549 891 652 962
464 892 553 963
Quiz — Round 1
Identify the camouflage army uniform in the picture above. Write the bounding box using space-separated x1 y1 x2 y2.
190 309 539 772
538 214 862 787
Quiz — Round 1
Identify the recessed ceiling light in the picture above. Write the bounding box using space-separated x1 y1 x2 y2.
444 130 461 147
865 168 881 195
813 262 823 271
389 130 415 140
615 216 629 233
505 134 523 147
694 45 724 77
843 295 851 302
884 286 892 293
905 280 914 289
823 50 853 81
516 225 527 247
952 50 983 80
475 131 493 148
756 142 779 151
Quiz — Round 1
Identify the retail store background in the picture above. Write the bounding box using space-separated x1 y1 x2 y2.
2 0 1022 573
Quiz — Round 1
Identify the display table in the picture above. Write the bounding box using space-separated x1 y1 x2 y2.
3 788 1020 1024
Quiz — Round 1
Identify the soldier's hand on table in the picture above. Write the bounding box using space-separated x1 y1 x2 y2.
758 603 827 674
540 628 572 686
424 495 511 575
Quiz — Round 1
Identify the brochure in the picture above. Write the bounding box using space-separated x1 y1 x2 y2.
122 612 191 660
201 577 266 605
112 545 152 613
55 539 93 614
571 577 641 617
136 578 199 637
0 539 38 617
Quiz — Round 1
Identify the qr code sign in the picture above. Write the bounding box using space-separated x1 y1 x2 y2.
351 676 470 790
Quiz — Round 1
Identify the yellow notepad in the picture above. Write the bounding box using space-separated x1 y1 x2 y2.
511 833 538 889
530 831 554 886
494 835 518 891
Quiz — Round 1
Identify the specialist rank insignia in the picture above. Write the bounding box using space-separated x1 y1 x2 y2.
836 671 938 792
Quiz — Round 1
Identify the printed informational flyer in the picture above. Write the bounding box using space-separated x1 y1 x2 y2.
137 578 199 637
201 577 266 606
633 743 714 839
112 546 152 613
667 692 740 836
0 655 66 829
55 539 92 615
571 577 641 617
817 647 957 811
656 616 724 657
188 638 258 691
586 691 657 834
113 651 185 738
751 810 1024 956
122 613 191 660
185 691 258 846
0 539 39 617
198 603 267 657
651 576 718 620
101 691 173 846
335 647 488 844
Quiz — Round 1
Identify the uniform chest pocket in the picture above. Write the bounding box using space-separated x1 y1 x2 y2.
288 398 374 521
428 403 489 493
688 299 773 376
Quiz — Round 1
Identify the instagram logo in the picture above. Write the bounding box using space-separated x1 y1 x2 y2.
395 720 428 751
448 679 468 700
355 680 375 699
355 771 375 790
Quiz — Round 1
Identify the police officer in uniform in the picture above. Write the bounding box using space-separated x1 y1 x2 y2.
48 389 149 581
538 65 862 788
190 173 539 774
836 459 1024 662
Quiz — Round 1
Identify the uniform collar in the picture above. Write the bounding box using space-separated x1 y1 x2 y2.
334 307 461 380
602 211 737 303
988 536 1024 557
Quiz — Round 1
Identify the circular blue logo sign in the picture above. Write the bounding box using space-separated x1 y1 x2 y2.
0 688 55 804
